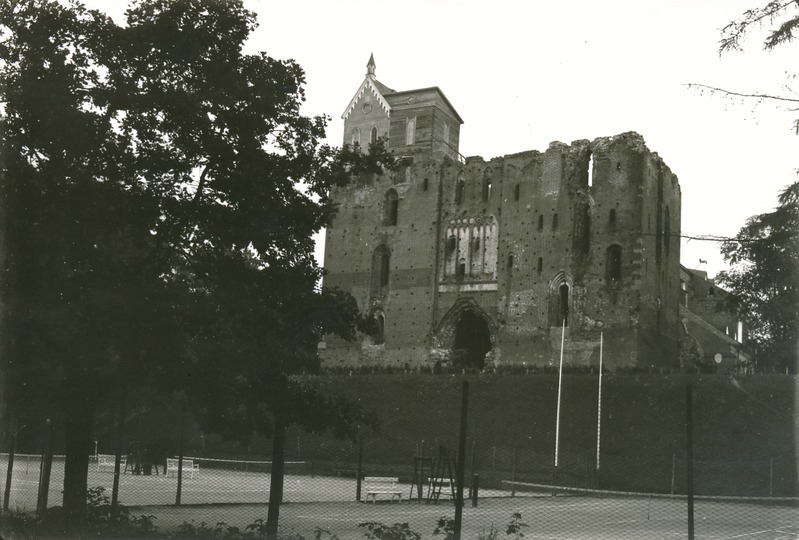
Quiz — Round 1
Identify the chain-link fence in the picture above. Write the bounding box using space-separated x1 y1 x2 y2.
2 374 798 539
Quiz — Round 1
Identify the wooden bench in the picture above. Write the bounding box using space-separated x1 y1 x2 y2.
165 457 200 479
364 476 402 503
96 454 126 473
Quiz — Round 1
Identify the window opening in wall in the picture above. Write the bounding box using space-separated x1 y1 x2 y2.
537 257 543 273
452 310 492 370
474 238 481 252
446 236 457 257
406 117 416 145
609 208 616 225
456 259 466 278
370 126 378 146
559 283 570 326
380 252 390 286
587 151 594 188
538 214 544 231
455 174 465 204
351 127 361 146
384 189 398 226
423 178 429 191
553 213 559 229
606 244 622 282
737 320 744 344
708 287 714 296
443 122 450 144
507 253 514 269
514 183 520 201
482 177 492 202
373 311 385 345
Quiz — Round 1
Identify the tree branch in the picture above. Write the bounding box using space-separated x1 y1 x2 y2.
192 163 211 204
685 83 799 105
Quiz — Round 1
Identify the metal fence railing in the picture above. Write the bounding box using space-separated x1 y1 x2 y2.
2 376 798 539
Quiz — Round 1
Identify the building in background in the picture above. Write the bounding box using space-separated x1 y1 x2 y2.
321 56 683 371
679 266 753 374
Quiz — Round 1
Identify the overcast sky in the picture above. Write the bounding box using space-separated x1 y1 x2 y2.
87 0 797 279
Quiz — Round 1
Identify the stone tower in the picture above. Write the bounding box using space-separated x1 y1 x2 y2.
322 57 682 371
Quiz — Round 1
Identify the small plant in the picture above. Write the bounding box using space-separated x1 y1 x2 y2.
358 521 421 540
505 512 528 539
314 528 341 540
245 518 268 538
432 516 455 539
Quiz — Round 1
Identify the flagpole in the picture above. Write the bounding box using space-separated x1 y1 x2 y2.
596 332 604 473
554 318 566 470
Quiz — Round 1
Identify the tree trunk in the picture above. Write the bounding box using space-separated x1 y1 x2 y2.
62 396 93 525
265 411 286 540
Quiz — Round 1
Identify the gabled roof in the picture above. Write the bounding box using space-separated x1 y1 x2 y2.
388 86 464 124
341 76 394 120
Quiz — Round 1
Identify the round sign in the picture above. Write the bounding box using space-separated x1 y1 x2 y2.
714 353 722 364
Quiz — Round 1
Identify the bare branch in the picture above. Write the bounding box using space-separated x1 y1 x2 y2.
685 83 799 105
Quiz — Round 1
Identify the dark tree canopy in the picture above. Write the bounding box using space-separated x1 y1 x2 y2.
716 181 799 373
1 0 392 524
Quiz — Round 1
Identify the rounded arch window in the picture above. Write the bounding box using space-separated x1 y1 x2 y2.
384 189 398 226
370 126 378 145
351 127 361 146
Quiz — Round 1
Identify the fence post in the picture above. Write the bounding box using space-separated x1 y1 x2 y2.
36 419 54 515
3 415 17 511
453 380 469 540
112 391 127 519
769 458 774 497
175 410 185 506
471 474 479 507
686 384 695 540
511 445 518 497
355 435 363 502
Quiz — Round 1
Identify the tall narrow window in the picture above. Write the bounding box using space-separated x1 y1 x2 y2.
372 311 385 345
455 173 465 204
384 189 398 226
405 117 416 145
587 150 595 187
507 253 514 269
514 183 520 201
482 177 492 202
609 208 616 227
370 126 378 146
537 257 543 274
351 127 361 146
559 283 570 326
371 246 391 296
553 213 559 229
422 178 429 191
443 122 450 144
456 259 466 278
538 215 544 231
606 244 622 282
380 252 390 287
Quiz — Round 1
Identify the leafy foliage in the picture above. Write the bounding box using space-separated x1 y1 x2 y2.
358 521 422 540
716 181 799 372
0 0 394 524
720 0 799 52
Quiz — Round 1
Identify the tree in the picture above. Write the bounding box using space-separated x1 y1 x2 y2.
716 181 799 372
688 1 799 132
1 0 392 527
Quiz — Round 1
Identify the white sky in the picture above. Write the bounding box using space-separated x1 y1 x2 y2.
87 0 797 279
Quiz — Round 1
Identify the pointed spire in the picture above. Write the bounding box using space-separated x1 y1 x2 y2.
366 53 376 77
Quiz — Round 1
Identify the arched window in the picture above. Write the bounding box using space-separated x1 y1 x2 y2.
370 245 391 296
372 310 385 345
370 126 378 146
405 117 416 145
351 127 361 146
606 244 622 282
384 189 398 226
548 272 573 327
559 283 570 326
455 173 465 204
482 176 492 202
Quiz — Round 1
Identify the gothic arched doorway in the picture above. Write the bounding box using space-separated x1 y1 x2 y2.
452 310 492 370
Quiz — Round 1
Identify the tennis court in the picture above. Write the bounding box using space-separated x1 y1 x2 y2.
3 454 798 538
